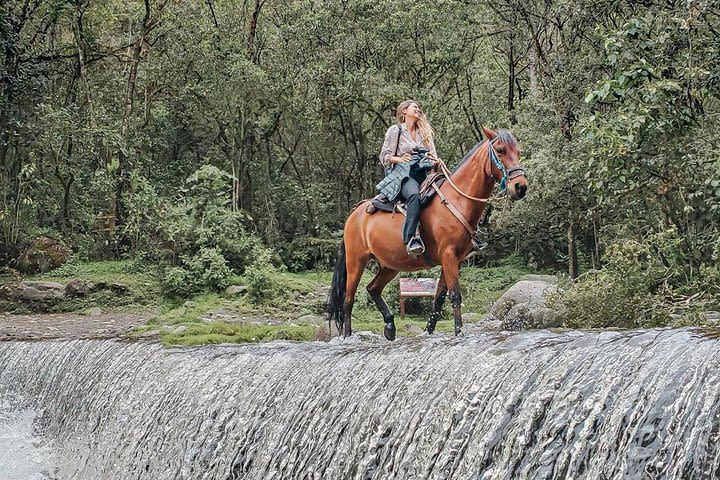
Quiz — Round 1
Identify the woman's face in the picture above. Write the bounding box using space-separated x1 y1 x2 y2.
403 103 422 120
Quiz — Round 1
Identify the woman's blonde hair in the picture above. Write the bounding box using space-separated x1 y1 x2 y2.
396 99 434 147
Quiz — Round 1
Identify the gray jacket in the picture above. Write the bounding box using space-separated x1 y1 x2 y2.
376 124 437 201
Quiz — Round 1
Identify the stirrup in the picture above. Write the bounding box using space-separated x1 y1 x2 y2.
471 236 487 251
406 237 425 257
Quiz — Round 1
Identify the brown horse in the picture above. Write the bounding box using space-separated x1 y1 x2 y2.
327 126 528 340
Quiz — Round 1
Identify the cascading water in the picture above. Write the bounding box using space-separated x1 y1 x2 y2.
1 328 719 479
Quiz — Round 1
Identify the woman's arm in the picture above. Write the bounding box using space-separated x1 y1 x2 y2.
426 137 438 161
379 125 410 167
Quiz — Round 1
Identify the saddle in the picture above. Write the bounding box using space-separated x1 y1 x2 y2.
364 170 490 253
366 171 447 215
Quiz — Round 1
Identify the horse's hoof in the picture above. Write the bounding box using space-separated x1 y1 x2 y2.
454 327 462 336
384 322 396 341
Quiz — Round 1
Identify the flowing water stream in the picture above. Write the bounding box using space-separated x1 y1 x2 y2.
1 328 719 479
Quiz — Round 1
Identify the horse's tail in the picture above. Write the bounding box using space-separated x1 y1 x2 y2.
327 238 347 334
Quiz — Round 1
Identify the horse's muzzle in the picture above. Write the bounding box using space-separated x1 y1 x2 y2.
510 181 527 200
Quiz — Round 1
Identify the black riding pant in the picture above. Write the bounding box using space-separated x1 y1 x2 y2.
400 177 421 244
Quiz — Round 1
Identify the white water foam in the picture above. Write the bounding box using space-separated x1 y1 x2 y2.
0 405 57 480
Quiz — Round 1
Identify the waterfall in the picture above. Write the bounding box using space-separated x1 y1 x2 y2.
1 328 719 479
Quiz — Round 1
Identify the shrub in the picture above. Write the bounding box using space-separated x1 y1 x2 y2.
552 228 719 328
244 251 281 304
184 247 232 291
281 236 341 272
161 266 195 298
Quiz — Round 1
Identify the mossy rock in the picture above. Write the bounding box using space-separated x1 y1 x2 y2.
16 236 71 274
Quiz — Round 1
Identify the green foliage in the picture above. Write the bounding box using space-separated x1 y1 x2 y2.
160 266 194 298
2 0 719 328
554 229 720 328
244 251 281 304
184 247 232 291
282 237 341 272
160 247 232 297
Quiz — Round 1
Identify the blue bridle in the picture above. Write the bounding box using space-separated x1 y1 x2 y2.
486 139 526 192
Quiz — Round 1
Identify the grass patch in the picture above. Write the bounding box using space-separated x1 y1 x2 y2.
140 261 531 345
5 259 163 313
4 258 532 345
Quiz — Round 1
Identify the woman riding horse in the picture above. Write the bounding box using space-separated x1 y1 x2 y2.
329 125 528 340
377 99 439 256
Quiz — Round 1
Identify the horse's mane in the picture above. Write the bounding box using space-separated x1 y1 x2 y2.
452 130 518 173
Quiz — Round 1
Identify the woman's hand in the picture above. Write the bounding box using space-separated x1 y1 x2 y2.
392 153 411 164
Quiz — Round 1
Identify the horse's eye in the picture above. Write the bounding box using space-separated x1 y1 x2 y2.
497 147 506 154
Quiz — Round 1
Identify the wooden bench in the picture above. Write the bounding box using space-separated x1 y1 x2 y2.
399 277 438 320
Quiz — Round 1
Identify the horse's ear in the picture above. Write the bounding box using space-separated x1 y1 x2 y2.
482 126 496 140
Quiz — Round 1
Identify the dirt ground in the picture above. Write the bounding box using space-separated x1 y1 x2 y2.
0 311 155 341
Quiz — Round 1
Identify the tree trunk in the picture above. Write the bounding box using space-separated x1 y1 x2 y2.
247 0 264 63
115 0 166 253
568 214 579 280
507 41 516 124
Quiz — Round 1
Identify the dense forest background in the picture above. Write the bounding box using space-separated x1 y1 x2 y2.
2 0 719 322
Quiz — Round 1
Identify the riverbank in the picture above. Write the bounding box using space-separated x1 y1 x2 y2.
0 258 533 344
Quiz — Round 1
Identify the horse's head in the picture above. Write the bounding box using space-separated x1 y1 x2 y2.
482 126 527 200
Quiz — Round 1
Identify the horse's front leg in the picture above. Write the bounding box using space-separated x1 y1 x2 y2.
426 272 447 334
441 259 463 335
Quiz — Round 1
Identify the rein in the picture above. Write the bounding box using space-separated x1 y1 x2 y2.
436 139 526 202
437 161 490 203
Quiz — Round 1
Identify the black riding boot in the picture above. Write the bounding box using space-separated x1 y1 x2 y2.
400 179 423 255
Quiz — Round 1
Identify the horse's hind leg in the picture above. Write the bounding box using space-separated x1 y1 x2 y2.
366 267 399 341
426 272 448 334
343 252 368 337
441 258 463 336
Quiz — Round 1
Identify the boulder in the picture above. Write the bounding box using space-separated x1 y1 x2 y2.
700 311 720 326
476 318 503 332
501 305 560 331
16 236 71 274
13 281 66 302
171 325 188 335
490 279 559 331
92 282 130 295
225 285 248 295
66 279 93 297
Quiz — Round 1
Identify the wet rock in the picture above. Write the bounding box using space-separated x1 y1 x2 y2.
491 280 559 331
476 318 503 332
87 307 103 316
315 320 340 341
462 312 481 323
225 285 248 295
501 305 560 331
16 236 71 274
182 301 196 309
